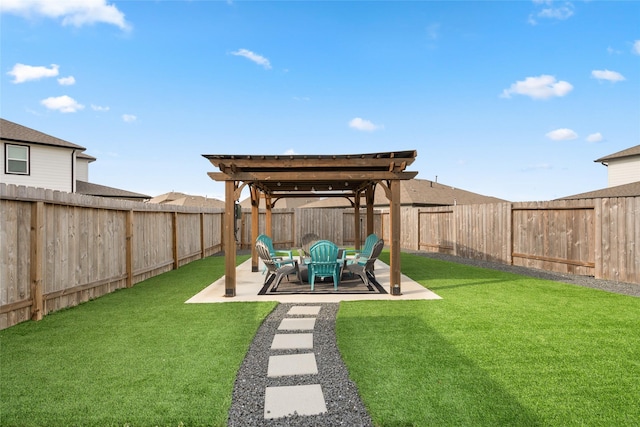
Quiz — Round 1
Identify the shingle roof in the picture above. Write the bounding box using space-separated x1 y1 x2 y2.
594 144 640 163
165 195 226 208
76 152 96 162
76 180 150 199
558 181 640 200
1 118 86 150
299 178 508 208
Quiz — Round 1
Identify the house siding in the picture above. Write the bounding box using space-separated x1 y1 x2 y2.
76 158 89 182
607 157 640 187
1 143 74 192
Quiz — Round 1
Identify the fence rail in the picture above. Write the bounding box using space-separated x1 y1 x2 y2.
2 183 638 329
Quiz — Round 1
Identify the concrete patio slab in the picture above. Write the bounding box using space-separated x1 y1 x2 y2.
271 333 314 350
288 306 322 316
264 384 327 419
278 317 316 331
267 353 318 377
186 258 442 303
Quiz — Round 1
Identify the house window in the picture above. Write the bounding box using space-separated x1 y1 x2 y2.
5 144 29 175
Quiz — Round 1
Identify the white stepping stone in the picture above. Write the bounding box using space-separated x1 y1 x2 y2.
278 317 316 331
287 306 321 316
264 384 327 419
271 333 314 350
268 353 318 377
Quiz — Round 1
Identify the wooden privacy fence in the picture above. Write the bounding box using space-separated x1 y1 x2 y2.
2 182 638 330
412 198 639 284
0 184 224 329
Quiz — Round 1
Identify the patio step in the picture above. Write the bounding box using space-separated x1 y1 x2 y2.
264 305 326 420
227 302 373 426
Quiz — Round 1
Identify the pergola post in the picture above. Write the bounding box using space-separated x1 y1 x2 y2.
250 187 260 272
265 194 273 238
353 192 361 250
224 180 237 297
365 185 375 237
390 179 402 295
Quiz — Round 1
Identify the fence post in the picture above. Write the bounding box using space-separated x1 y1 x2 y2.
126 210 133 288
172 212 179 269
30 201 44 320
200 213 205 259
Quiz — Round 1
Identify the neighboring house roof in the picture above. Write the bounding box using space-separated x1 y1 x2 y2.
149 192 225 208
76 180 150 200
165 195 226 208
299 178 507 208
149 191 190 204
594 145 640 164
558 181 640 200
77 151 97 162
0 118 86 150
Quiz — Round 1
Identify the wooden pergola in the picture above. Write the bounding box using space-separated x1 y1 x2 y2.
203 150 418 297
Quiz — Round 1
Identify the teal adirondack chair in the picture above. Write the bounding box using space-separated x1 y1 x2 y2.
308 240 341 291
256 234 294 274
350 233 379 261
345 238 384 287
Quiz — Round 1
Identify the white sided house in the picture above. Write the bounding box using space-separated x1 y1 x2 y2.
595 144 640 188
1 118 148 200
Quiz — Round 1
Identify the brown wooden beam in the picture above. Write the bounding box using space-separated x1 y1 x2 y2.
390 179 402 295
251 187 260 272
224 180 236 297
208 171 418 182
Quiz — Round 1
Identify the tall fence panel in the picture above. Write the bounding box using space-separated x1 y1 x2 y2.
511 200 595 276
0 184 223 330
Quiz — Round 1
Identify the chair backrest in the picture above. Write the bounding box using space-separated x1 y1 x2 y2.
256 234 276 256
362 239 384 269
361 233 379 257
300 233 320 256
309 240 339 275
256 240 277 273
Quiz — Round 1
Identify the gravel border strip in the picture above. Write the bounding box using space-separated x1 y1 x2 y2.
227 303 373 427
407 251 640 297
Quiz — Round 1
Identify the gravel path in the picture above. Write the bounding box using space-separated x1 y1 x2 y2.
227 252 638 426
227 303 373 427
408 251 640 297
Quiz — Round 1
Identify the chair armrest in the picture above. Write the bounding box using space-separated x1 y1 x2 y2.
275 250 293 259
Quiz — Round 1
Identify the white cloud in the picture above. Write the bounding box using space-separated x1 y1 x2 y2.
284 149 297 155
586 132 603 143
501 75 573 100
122 114 137 123
91 104 109 112
231 49 271 69
546 128 578 141
57 76 75 86
529 1 574 25
40 95 84 113
0 0 130 30
348 117 383 132
7 63 59 83
633 40 640 55
591 69 625 82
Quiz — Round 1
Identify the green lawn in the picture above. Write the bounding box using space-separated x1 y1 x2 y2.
336 252 640 426
2 252 639 426
0 255 276 427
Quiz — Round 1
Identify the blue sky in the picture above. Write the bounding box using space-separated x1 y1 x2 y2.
2 0 639 202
